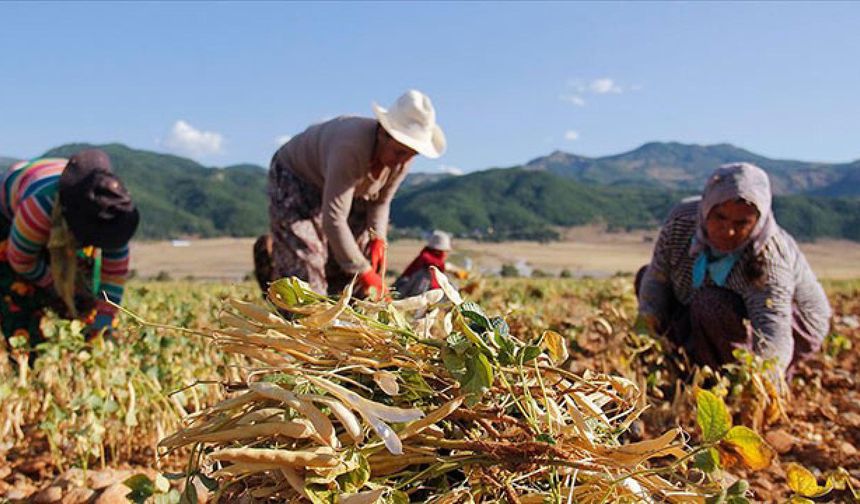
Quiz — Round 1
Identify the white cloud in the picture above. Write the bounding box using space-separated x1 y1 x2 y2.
275 134 292 146
564 130 580 141
560 77 624 105
589 78 623 94
559 94 586 106
163 120 224 158
439 164 464 176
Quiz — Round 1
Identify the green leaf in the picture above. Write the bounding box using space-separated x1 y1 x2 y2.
124 474 155 504
460 301 492 331
696 390 732 443
454 311 495 357
494 330 517 366
179 481 198 504
337 452 371 493
399 369 435 402
721 426 774 471
269 277 318 308
445 332 470 355
693 447 721 474
518 345 543 364
726 479 749 496
305 484 337 504
441 347 467 379
462 351 494 397
382 489 410 504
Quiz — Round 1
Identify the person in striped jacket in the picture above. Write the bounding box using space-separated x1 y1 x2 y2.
636 163 830 378
0 149 139 361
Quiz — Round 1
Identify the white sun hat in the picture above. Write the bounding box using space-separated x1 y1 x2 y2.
372 90 446 159
428 230 452 251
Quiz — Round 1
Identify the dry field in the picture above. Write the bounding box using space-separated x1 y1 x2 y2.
131 228 860 280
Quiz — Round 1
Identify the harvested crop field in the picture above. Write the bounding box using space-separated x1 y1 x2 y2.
1 275 858 502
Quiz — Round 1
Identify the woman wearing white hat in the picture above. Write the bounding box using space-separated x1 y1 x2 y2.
393 230 453 298
255 90 446 298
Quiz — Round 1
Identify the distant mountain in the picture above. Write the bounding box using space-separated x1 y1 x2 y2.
525 142 859 196
391 168 682 240
43 143 269 239
392 167 860 242
9 141 858 243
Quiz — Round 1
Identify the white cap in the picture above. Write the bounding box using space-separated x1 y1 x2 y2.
428 230 452 251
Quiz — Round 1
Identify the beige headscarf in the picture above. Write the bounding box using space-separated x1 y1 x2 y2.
690 162 779 257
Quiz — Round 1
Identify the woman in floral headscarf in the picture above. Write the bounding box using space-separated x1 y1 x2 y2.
636 163 830 375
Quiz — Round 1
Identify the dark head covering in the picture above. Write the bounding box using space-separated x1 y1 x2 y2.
59 149 140 249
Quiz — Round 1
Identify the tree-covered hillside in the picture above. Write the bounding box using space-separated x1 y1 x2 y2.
43 143 269 239
1 143 856 243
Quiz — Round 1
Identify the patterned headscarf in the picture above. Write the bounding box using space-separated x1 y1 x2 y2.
690 163 779 258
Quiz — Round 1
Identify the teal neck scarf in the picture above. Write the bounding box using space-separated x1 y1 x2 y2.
692 246 740 288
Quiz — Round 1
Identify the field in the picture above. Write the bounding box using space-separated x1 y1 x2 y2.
131 231 860 280
1 271 858 502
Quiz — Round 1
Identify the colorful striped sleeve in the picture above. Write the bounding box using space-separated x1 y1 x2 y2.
95 244 130 316
6 193 54 287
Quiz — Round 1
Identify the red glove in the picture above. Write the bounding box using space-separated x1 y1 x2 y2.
358 268 385 300
368 238 387 275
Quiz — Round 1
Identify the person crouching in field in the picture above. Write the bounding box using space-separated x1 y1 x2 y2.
636 163 831 378
0 150 139 363
254 90 446 299
393 230 452 298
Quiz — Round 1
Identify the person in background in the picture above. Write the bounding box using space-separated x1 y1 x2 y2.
254 90 446 299
0 150 139 362
636 163 830 378
393 230 452 298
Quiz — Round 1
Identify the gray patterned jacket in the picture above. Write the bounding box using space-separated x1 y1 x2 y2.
638 201 831 370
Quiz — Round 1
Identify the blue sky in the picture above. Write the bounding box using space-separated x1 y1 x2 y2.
2 2 859 173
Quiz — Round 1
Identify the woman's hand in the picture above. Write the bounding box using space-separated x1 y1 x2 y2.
368 238 386 275
358 268 385 300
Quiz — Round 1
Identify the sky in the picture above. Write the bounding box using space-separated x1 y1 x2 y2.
2 1 860 174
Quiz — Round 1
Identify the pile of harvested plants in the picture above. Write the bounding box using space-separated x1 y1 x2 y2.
161 270 718 502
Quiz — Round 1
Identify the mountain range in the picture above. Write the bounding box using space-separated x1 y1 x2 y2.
0 142 857 242
524 142 860 196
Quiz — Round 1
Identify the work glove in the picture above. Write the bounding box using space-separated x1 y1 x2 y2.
357 268 385 300
368 238 387 276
